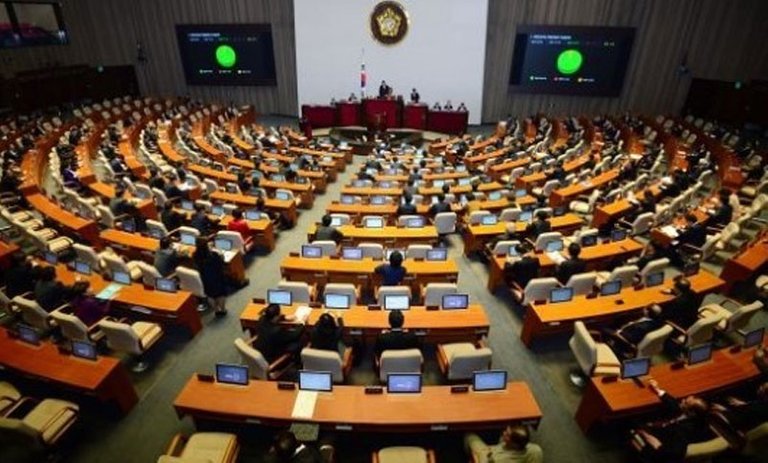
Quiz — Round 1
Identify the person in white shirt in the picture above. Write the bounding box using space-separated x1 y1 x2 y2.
465 424 543 463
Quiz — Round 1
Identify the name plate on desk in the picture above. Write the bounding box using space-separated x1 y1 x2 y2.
431 425 448 431
335 424 353 431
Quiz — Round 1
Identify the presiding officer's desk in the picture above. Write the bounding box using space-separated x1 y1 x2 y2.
520 271 725 347
307 223 438 247
0 327 138 415
240 302 489 345
486 238 644 291
575 340 768 433
463 213 585 255
174 378 540 432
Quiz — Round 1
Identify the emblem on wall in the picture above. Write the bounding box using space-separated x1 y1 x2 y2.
370 1 409 46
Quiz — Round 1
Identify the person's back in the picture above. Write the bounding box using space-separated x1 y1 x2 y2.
227 209 250 240
315 215 343 243
555 243 586 285
160 207 183 231
375 251 407 286
34 267 65 312
374 310 419 357
4 256 36 297
310 313 343 352
154 241 181 277
190 209 212 234
526 213 551 239
253 305 304 362
504 245 540 288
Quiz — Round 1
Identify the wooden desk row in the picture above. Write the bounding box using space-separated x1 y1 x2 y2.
307 223 439 247
326 196 537 220
720 233 768 293
341 181 505 198
463 213 585 255
210 191 298 226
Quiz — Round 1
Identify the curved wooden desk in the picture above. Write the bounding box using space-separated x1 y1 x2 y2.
463 214 585 255
307 224 438 247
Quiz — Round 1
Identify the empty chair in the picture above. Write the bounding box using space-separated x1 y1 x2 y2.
301 347 353 383
376 286 411 306
156 433 239 463
397 215 421 227
136 261 163 287
323 283 358 305
373 447 436 463
145 219 169 238
434 212 457 234
102 253 142 281
624 212 654 236
490 240 520 257
233 337 291 380
698 301 763 335
521 277 560 305
499 207 521 222
0 381 21 414
50 310 104 343
667 313 724 351
12 296 57 332
532 232 563 252
359 242 384 259
609 324 674 359
0 394 79 452
468 210 492 225
72 243 105 271
565 272 597 296
436 341 492 381
214 230 251 253
405 244 431 260
422 282 458 306
596 265 639 288
378 348 423 382
311 240 338 257
362 215 385 227
639 258 670 282
574 228 599 247
277 280 315 304
98 319 164 372
176 266 207 299
569 321 620 386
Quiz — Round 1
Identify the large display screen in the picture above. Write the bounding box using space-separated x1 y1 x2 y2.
176 24 276 86
509 25 635 97
0 1 68 48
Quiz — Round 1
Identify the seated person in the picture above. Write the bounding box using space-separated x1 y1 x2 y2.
504 243 541 291
708 188 734 227
465 424 543 463
655 277 699 330
252 303 305 362
315 214 343 243
525 211 551 239
266 430 331 463
190 204 217 235
310 312 345 353
159 204 184 232
34 266 79 312
4 253 39 298
634 241 666 271
154 236 185 277
396 193 418 216
227 208 252 242
374 309 420 358
70 282 110 326
676 213 707 249
717 380 768 433
603 306 666 358
555 243 586 285
428 193 452 216
374 250 407 286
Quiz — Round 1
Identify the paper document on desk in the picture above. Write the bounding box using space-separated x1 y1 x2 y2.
294 306 312 324
291 390 318 419
661 225 679 238
547 252 566 265
96 283 123 300
222 250 236 263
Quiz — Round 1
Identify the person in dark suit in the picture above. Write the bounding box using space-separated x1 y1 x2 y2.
310 312 344 353
410 88 420 103
266 430 330 463
190 204 217 235
378 81 389 98
525 211 551 239
253 303 305 362
603 306 665 357
154 236 184 277
374 251 407 286
654 277 699 330
193 237 228 316
503 243 541 292
397 193 418 216
718 381 768 433
159 204 184 232
315 214 343 243
34 266 77 312
677 214 707 249
708 189 734 227
4 253 39 297
550 162 566 182
374 309 420 358
428 193 452 217
555 243 587 284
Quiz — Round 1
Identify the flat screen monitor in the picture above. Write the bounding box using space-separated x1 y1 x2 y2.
71 340 97 360
515 188 527 198
112 271 131 285
509 25 636 97
383 295 410 310
458 178 471 186
433 180 445 187
364 217 384 228
545 240 564 252
743 327 765 348
155 278 178 293
272 174 286 183
215 238 233 251
611 229 628 241
340 195 355 204
581 234 598 247
687 343 712 366
180 233 197 246
371 196 387 205
621 357 650 380
148 228 164 239
645 271 664 287
74 261 91 275
481 215 498 226
442 294 469 310
298 370 333 392
379 181 391 189
245 209 263 221
341 247 363 260
426 248 448 261
550 287 573 303
473 370 507 392
329 216 343 227
324 293 351 309
43 251 58 265
488 191 502 201
519 211 533 223
553 206 566 217
267 289 292 306
406 217 425 228
387 373 422 393
122 218 136 233
17 324 39 345
301 245 322 258
181 200 194 211
275 191 290 201
600 280 622 296
215 363 249 385
211 205 224 216
176 24 276 86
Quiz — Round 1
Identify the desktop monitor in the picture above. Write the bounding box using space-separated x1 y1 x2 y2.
215 238 233 251
488 191 502 201
481 215 498 226
74 261 91 275
71 341 97 360
181 200 194 211
267 289 292 306
215 363 249 386
371 196 387 205
148 228 164 239
245 210 263 221
385 249 404 261
458 178 472 186
301 245 322 258
406 217 425 228
387 373 422 393
611 229 628 241
155 278 178 293
550 287 573 303
383 295 410 310
298 370 333 392
442 294 469 310
600 280 622 296
211 205 224 216
553 206 566 217
112 271 131 285
17 324 39 346
43 251 58 265
743 327 765 348
687 343 713 366
324 293 351 309
122 218 136 233
621 357 651 380
433 180 445 188
426 248 448 261
180 233 197 246
341 247 363 260
645 271 664 287
683 261 700 277
340 195 355 205
515 188 527 198
519 211 533 223
379 181 391 189
330 216 343 227
275 191 290 201
581 235 598 247
545 240 564 252
473 370 508 392
272 174 286 182
364 217 384 228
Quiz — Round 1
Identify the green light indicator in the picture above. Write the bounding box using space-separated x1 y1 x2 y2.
216 44 237 68
557 49 583 75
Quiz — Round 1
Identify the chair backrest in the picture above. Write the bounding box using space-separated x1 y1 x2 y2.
468 210 491 225
379 348 423 382
98 320 142 355
565 272 597 296
492 240 520 257
636 324 674 358
359 243 384 259
0 417 43 450
499 208 521 222
72 243 101 270
534 232 563 251
136 261 161 287
96 205 116 228
607 265 639 288
434 212 457 234
522 277 560 305
640 258 669 279
301 348 344 383
323 283 357 305
397 215 421 227
13 296 51 331
405 244 431 260
277 281 312 304
146 220 168 238
102 254 130 277
685 315 723 347
724 301 764 333
569 321 597 375
423 283 458 306
50 311 90 342
377 286 411 306
176 267 205 298
151 188 168 207
215 231 245 253
446 346 492 381
311 240 338 257
329 213 351 225
576 228 599 246
632 212 655 235
234 338 269 380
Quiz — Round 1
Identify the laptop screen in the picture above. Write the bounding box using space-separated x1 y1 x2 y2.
387 373 422 393
550 287 573 303
545 240 564 252
442 294 469 310
688 344 712 365
364 217 384 228
406 217 425 228
74 261 91 275
645 271 664 287
458 178 471 186
611 229 628 241
426 248 448 261
433 180 445 187
71 340 97 360
17 324 39 345
342 247 363 260
581 235 598 247
553 207 566 217
621 357 650 380
267 289 292 306
43 251 58 265
299 370 333 392
181 200 194 211
481 215 498 226
215 363 249 385
379 181 391 189
383 295 410 310
113 271 131 285
473 370 507 392
180 233 197 246
600 280 622 296
324 293 351 309
155 278 177 293
215 239 233 251
744 327 765 348
301 245 322 258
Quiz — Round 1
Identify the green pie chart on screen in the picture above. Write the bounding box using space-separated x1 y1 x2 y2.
215 44 237 68
557 49 583 75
